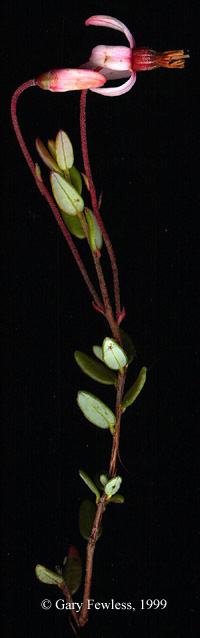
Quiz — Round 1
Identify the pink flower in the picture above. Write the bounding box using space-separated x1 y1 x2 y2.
84 14 189 97
36 68 106 92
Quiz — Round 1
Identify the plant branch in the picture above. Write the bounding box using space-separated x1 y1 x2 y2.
79 366 127 627
11 81 103 311
80 90 122 321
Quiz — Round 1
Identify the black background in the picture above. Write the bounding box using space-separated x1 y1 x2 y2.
1 1 199 637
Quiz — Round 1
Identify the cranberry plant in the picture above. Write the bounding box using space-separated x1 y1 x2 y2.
11 14 188 633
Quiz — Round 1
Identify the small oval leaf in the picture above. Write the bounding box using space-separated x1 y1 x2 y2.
70 165 82 194
110 493 125 504
74 351 117 385
79 469 100 501
93 345 103 361
79 499 102 541
35 564 63 586
36 138 59 171
55 130 74 170
85 209 103 251
60 210 85 239
51 172 84 215
120 329 136 364
122 366 147 412
62 546 82 594
105 476 122 498
103 338 128 370
99 474 108 487
77 391 116 430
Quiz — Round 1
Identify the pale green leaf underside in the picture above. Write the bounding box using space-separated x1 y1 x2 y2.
105 476 122 498
35 564 63 586
51 171 84 215
55 130 74 170
103 337 128 370
77 391 116 429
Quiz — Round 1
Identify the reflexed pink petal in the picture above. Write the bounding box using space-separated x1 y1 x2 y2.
90 71 136 96
36 68 106 92
85 14 135 49
88 45 132 71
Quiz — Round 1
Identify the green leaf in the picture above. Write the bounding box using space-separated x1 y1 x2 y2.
85 209 103 251
102 337 128 370
93 345 103 361
74 351 117 385
55 130 74 170
105 476 122 498
122 366 147 412
35 564 63 586
62 546 82 594
70 165 82 194
36 138 60 171
77 391 116 430
120 328 136 364
60 210 85 239
109 494 125 504
99 474 108 487
50 172 84 215
79 499 102 541
79 469 100 502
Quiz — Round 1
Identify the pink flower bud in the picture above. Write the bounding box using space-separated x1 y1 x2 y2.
36 68 106 92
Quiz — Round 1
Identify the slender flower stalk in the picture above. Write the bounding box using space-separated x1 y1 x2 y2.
80 89 122 326
11 81 103 311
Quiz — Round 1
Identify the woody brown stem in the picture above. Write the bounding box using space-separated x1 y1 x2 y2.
79 366 127 627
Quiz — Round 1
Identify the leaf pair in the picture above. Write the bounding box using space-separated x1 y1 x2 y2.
36 130 103 248
79 469 122 501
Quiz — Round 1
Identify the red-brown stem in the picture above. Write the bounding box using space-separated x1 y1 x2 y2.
79 366 127 627
109 369 127 478
93 253 121 342
77 210 120 340
59 582 80 631
11 80 103 311
80 90 122 321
